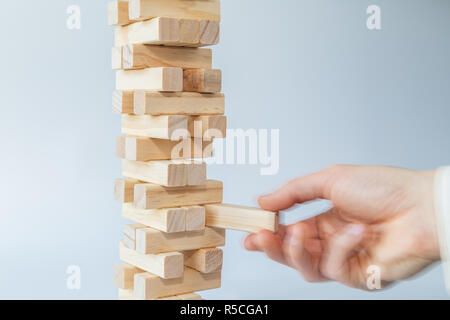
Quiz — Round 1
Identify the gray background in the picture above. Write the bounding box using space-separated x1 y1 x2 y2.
0 0 449 299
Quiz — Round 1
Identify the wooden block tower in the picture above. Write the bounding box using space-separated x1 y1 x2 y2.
109 0 278 300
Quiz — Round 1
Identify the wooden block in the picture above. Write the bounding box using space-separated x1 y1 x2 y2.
179 19 200 44
116 136 213 161
122 234 136 250
115 17 179 47
114 178 140 202
199 20 220 45
205 203 279 233
129 0 220 22
123 44 212 70
136 226 225 254
183 69 221 93
122 114 188 140
189 115 227 140
112 90 134 114
112 46 123 69
134 267 221 300
134 91 224 116
119 289 202 300
185 206 206 231
119 241 184 279
108 1 133 26
116 67 183 92
114 264 142 289
122 159 191 187
124 223 147 240
134 180 223 209
123 203 186 233
184 248 222 273
185 160 207 186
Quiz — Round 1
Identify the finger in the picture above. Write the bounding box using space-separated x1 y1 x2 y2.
319 224 366 284
258 168 337 212
283 222 326 282
244 225 287 252
246 230 289 266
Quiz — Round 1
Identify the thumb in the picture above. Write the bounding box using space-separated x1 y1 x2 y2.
319 224 366 285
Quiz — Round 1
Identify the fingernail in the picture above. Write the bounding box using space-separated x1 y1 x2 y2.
347 225 365 236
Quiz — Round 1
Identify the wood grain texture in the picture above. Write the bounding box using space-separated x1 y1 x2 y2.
136 226 225 254
134 91 224 116
134 267 221 300
122 159 190 187
116 136 213 161
189 115 227 140
108 1 133 26
116 67 183 91
114 178 140 203
115 17 219 47
119 241 184 279
122 114 188 140
129 0 220 22
123 44 212 70
123 203 186 233
112 90 134 114
114 264 142 289
184 248 222 273
115 17 179 47
205 203 279 233
122 234 136 250
124 223 147 240
112 46 123 69
183 69 222 93
134 180 223 210
199 20 220 45
185 206 206 231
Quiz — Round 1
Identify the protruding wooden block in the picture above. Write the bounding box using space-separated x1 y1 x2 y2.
116 136 213 161
185 206 206 231
199 20 220 45
114 178 140 203
112 46 123 69
113 90 134 114
115 17 219 47
119 241 184 279
189 115 227 140
108 1 133 26
184 248 222 273
114 264 142 289
124 223 147 240
123 44 212 70
205 203 279 233
134 267 221 300
115 17 179 47
122 159 192 187
134 180 223 209
183 69 221 93
122 114 188 140
123 203 186 233
134 91 224 116
129 0 221 22
116 67 183 92
136 226 225 254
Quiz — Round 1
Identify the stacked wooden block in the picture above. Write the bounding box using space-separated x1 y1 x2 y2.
109 0 278 300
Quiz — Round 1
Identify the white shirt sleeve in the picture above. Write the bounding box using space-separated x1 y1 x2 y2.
435 166 450 292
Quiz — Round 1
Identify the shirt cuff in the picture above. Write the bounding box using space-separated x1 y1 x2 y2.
435 166 450 292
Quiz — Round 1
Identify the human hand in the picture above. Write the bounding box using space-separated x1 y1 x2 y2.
244 165 440 289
